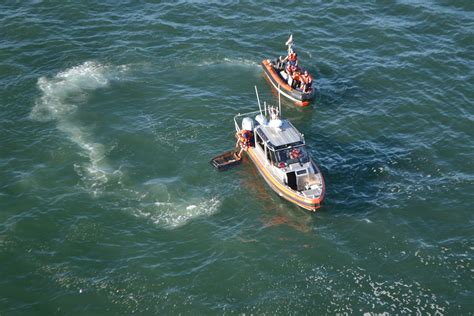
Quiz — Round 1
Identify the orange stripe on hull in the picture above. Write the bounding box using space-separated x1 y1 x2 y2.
262 59 294 91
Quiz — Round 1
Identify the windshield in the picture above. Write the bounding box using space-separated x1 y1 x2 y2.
275 146 309 164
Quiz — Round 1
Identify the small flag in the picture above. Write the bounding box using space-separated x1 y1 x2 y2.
285 34 293 46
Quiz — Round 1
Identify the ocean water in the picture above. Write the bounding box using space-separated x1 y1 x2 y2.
1 1 473 314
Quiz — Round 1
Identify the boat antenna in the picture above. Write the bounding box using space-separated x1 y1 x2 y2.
254 85 263 116
278 83 282 117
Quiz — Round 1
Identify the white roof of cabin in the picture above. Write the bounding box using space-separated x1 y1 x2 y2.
258 120 303 147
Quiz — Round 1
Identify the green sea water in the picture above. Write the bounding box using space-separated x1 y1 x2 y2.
1 1 473 314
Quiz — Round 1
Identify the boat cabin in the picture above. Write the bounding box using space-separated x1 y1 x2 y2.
252 119 319 193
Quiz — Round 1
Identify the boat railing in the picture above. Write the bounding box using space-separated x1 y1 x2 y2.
233 110 261 132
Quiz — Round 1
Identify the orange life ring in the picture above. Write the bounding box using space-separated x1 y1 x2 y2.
290 148 300 159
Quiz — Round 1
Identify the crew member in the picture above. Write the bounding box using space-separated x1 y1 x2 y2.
300 70 313 93
235 129 253 158
286 62 296 75
276 56 285 70
291 70 302 89
287 52 298 66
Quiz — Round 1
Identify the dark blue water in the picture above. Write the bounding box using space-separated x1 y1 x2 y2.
1 1 473 314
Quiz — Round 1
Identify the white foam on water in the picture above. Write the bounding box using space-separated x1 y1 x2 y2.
31 61 115 121
30 61 128 194
156 197 220 229
127 178 222 229
133 196 220 229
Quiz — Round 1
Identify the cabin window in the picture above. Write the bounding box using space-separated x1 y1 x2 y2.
276 146 309 164
266 149 277 164
255 132 264 150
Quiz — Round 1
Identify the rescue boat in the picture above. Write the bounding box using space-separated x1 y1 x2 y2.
261 35 315 106
234 87 325 211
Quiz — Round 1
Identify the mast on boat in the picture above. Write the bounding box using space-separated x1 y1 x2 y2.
255 85 263 116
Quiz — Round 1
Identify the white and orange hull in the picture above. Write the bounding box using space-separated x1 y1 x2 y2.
246 147 325 211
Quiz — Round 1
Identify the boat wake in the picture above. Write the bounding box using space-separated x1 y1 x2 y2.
31 61 128 122
30 61 129 195
30 61 221 228
190 57 259 68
